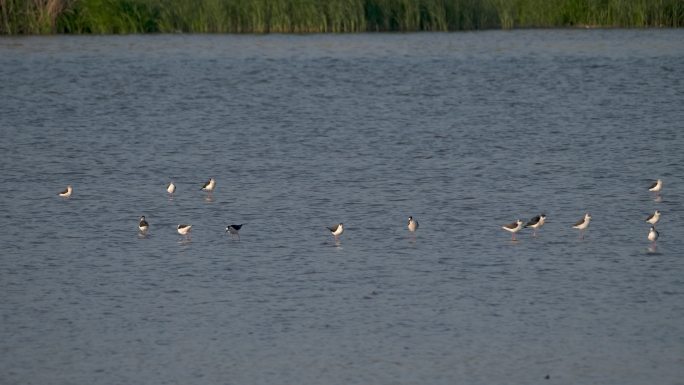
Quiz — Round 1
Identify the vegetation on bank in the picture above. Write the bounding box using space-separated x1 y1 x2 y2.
1 0 682 34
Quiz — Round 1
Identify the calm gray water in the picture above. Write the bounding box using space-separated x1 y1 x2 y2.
1 30 684 385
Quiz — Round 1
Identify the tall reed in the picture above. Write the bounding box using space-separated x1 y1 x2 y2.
1 0 682 34
1 0 66 33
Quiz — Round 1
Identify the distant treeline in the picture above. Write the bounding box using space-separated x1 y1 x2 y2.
1 0 682 34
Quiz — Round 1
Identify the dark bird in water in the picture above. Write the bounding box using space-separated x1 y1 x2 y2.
225 224 244 240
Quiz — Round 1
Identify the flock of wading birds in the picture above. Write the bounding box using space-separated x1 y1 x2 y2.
57 178 665 245
501 178 663 245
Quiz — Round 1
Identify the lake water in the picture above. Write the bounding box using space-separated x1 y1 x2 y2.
1 30 683 384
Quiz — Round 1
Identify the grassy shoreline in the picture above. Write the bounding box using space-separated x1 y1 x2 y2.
1 0 682 34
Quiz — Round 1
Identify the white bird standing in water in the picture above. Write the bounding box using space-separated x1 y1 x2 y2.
201 178 216 193
648 179 662 195
177 224 192 236
407 216 419 232
59 185 72 198
645 210 660 226
648 226 659 244
167 182 176 195
327 223 344 239
572 213 592 239
525 214 546 237
502 219 524 241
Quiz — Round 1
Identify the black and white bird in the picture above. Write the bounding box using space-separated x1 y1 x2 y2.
407 216 419 232
201 178 216 192
648 179 662 195
645 210 660 226
59 185 72 198
138 216 149 233
572 213 592 239
648 226 659 244
525 214 546 237
177 224 192 236
502 219 524 241
225 224 244 240
327 223 344 238
167 182 176 194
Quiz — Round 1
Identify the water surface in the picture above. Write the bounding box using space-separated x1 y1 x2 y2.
1 30 683 384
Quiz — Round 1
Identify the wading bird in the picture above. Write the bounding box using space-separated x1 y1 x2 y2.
502 219 524 241
525 214 546 237
572 213 592 239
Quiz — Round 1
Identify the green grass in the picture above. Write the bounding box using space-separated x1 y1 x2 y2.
1 0 682 34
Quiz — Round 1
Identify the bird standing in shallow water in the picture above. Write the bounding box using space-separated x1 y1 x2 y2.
407 216 419 232
201 178 216 193
167 182 176 195
59 185 72 198
525 214 546 237
327 223 344 239
225 224 244 240
645 210 660 226
648 226 659 245
177 224 192 236
502 219 524 241
649 179 662 196
139 216 149 233
573 213 592 239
